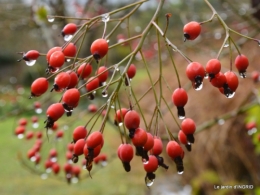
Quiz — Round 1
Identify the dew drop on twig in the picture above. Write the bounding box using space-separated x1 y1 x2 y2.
47 16 55 23
64 34 73 42
101 13 110 23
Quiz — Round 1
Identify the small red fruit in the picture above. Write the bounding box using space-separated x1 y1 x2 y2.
172 87 188 119
183 21 201 41
52 72 71 92
46 47 62 63
117 143 134 172
131 127 148 147
96 66 109 84
205 59 221 79
30 77 49 97
45 103 65 129
63 43 77 58
90 39 109 61
181 118 196 143
73 126 87 143
124 110 140 132
62 88 80 115
127 64 136 79
66 70 78 89
150 137 163 156
143 155 158 173
235 54 249 78
86 131 103 149
62 23 77 37
210 72 226 88
49 51 65 68
86 77 100 92
114 108 128 126
77 63 92 79
186 62 205 90
18 50 39 62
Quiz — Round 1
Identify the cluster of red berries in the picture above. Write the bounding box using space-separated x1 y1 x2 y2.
16 8 259 186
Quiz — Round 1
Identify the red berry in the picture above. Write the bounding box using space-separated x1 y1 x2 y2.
63 163 73 173
62 88 80 109
183 21 201 41
150 137 163 156
49 148 58 158
210 72 226 88
52 163 60 174
172 88 188 107
46 103 65 122
30 77 49 97
131 127 148 147
56 130 64 138
21 50 40 61
186 62 205 90
15 126 25 135
118 144 134 163
18 118 27 126
114 108 128 125
67 143 74 152
205 59 221 79
235 54 249 78
143 155 158 173
181 118 196 135
124 110 140 130
66 70 78 89
143 133 154 151
72 165 81 177
88 104 98 113
77 63 92 79
26 131 34 140
86 131 103 149
46 47 62 63
86 77 100 92
219 71 239 98
178 130 188 145
49 51 65 68
73 126 87 142
127 64 136 79
73 139 85 156
52 72 71 92
96 66 109 83
166 141 184 159
90 39 109 61
251 71 260 82
62 23 77 36
63 43 77 58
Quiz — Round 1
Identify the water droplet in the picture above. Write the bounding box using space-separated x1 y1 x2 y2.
239 72 246 78
93 91 96 94
32 122 39 128
194 82 203 91
71 177 79 184
102 90 108 97
218 119 225 125
35 108 42 114
101 13 110 23
17 134 24 139
51 157 57 162
145 177 154 187
178 170 184 174
111 105 115 109
25 60 36 66
64 34 73 41
227 91 235 98
257 41 260 47
142 159 148 165
116 68 120 71
101 161 107 167
46 168 52 173
66 59 71 62
178 115 185 120
204 73 209 79
118 122 123 126
41 173 48 180
248 128 257 135
224 43 229 48
30 156 36 162
47 16 55 23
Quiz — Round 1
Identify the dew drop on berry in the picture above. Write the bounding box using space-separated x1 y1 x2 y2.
25 60 36 66
71 177 79 184
64 34 73 41
32 122 39 128
41 173 48 180
46 168 52 173
118 122 123 127
30 156 36 162
51 157 57 162
66 59 71 62
101 161 108 167
47 16 55 22
102 13 110 22
194 82 203 91
227 91 235 99
142 159 149 165
204 73 209 79
145 177 154 187
35 108 43 114
178 115 185 120
17 134 24 139
178 170 184 174
239 72 246 78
